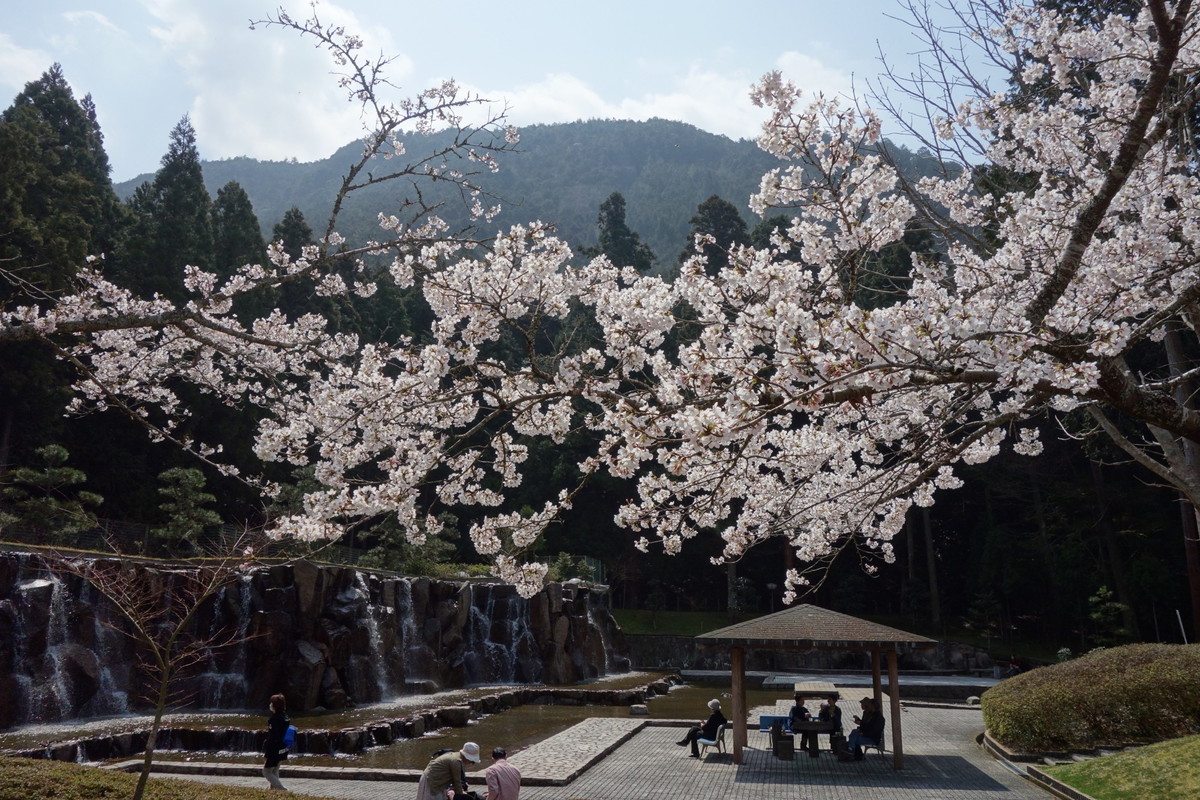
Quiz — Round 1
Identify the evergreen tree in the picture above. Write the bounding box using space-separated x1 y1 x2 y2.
581 192 656 272
750 214 790 250
271 206 314 261
0 64 123 301
0 444 102 541
677 194 750 275
0 65 124 475
213 180 273 320
213 181 266 275
111 117 213 301
853 221 938 310
271 206 318 318
151 467 222 556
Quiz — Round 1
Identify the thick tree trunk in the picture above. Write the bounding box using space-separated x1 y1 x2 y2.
1090 461 1139 639
1181 501 1200 642
726 561 737 618
1164 325 1200 641
1026 461 1065 641
921 508 941 627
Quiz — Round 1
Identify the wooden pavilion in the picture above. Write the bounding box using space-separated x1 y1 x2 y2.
695 604 938 769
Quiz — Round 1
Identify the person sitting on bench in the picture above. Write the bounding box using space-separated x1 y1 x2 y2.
677 699 727 758
841 697 884 761
789 697 819 756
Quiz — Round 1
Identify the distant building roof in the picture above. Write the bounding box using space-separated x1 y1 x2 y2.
695 604 937 649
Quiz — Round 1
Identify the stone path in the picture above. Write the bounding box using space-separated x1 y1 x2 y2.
134 697 1054 800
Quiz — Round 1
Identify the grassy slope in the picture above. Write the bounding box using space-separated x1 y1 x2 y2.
1041 735 1200 800
0 757 341 800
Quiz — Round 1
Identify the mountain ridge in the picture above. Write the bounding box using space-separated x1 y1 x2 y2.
114 117 941 268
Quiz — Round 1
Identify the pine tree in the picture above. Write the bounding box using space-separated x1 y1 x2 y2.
0 65 125 475
581 192 656 272
111 117 213 301
213 181 273 320
678 194 750 276
0 444 102 542
0 64 123 301
151 467 223 556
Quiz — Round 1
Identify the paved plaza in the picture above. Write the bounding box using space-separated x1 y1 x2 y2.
139 697 1054 800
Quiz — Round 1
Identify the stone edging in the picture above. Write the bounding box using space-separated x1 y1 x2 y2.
106 717 662 787
1024 766 1100 800
979 730 1099 800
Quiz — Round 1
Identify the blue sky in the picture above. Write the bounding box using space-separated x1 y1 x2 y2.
1 0 960 182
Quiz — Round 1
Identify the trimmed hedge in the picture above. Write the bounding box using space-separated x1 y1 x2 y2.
982 643 1200 752
0 757 340 800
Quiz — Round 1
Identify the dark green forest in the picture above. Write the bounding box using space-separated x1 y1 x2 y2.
2 65 1194 659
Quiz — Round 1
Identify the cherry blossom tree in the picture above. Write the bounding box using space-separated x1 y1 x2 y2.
7 1 1200 611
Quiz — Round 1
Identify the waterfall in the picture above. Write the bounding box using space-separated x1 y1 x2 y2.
396 578 430 683
462 585 539 685
195 572 254 708
79 580 130 716
587 605 614 674
0 552 628 728
39 573 72 721
351 572 390 701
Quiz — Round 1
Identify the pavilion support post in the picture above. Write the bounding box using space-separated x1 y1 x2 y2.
731 645 746 764
887 648 904 769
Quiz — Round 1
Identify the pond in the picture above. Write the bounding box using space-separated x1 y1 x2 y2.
157 678 788 771
0 674 790 771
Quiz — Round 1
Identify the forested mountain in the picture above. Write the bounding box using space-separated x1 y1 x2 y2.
114 118 945 270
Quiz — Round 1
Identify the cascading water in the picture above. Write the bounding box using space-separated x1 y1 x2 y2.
79 580 131 717
461 585 540 685
351 573 390 701
587 605 614 674
194 572 255 708
395 578 430 685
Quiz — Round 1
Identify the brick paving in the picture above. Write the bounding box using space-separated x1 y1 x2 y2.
136 693 1052 800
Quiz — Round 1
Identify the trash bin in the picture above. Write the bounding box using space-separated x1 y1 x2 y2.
773 735 795 760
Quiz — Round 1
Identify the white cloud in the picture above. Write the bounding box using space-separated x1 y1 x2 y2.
462 65 770 143
135 1 417 165
0 33 52 96
458 50 853 144
775 51 857 101
60 10 123 35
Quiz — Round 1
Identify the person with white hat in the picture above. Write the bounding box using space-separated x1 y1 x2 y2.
417 741 480 799
676 699 727 758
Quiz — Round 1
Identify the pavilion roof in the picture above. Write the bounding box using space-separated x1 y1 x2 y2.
695 603 937 649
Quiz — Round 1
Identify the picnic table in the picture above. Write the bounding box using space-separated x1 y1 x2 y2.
761 688 843 760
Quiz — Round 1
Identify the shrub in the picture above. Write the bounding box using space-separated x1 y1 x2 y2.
982 643 1200 752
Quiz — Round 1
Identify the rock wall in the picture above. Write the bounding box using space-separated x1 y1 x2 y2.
0 552 629 730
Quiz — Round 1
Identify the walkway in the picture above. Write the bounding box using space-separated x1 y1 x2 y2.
135 697 1051 800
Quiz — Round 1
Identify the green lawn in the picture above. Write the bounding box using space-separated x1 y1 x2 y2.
1040 735 1200 800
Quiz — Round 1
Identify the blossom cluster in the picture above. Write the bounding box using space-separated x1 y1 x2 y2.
8 2 1200 599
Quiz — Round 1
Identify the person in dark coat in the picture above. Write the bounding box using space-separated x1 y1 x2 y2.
263 693 290 791
676 698 727 758
789 697 819 756
819 696 844 753
842 696 885 761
